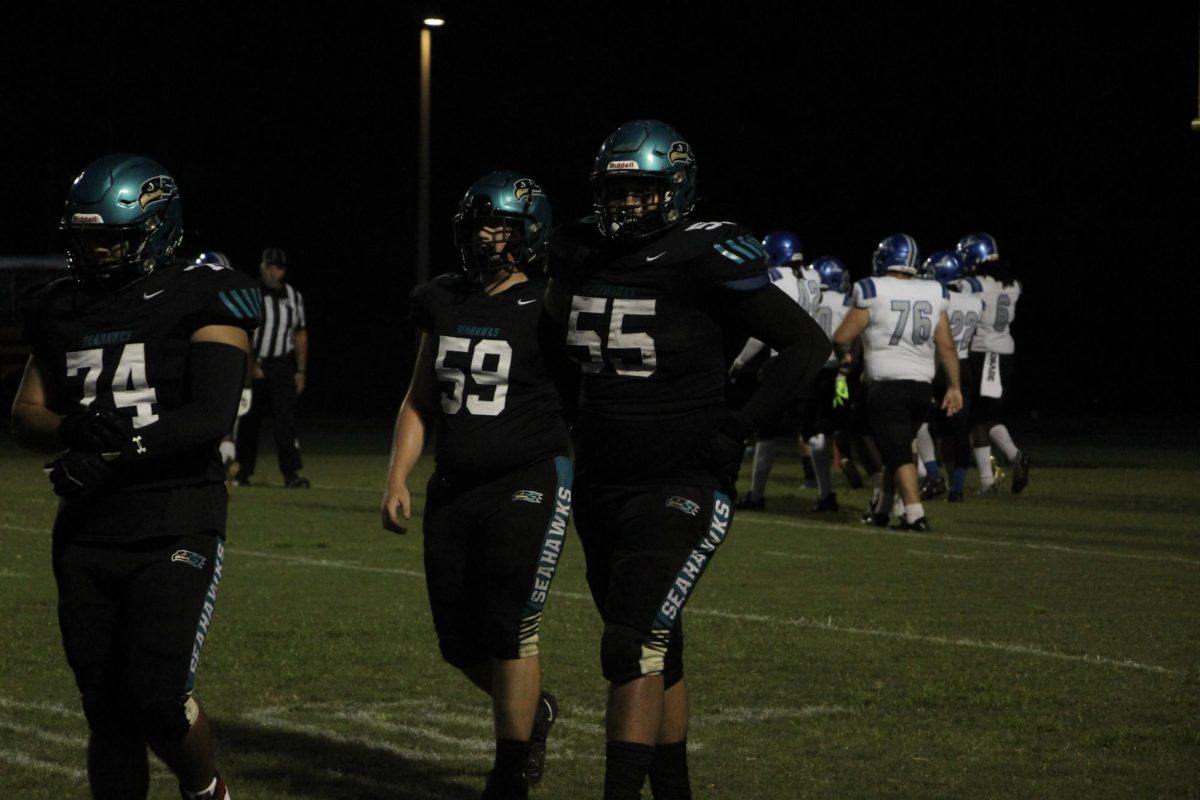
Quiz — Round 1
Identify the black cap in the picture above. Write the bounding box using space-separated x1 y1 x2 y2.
261 247 287 267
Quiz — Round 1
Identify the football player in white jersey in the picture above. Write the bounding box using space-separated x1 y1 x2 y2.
728 231 824 509
954 233 1031 494
919 251 983 501
805 256 852 510
833 234 962 531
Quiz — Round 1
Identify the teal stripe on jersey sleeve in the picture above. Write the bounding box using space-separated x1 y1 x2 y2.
713 243 745 264
224 290 254 319
219 292 245 319
724 238 758 261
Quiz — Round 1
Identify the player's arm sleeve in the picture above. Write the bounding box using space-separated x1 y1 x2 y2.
117 326 249 461
726 283 832 433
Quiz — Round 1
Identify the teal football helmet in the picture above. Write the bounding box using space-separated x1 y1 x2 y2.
452 171 552 282
591 119 697 239
61 154 184 293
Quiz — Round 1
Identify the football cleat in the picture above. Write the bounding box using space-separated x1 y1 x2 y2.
180 773 229 800
920 476 947 500
1011 452 1031 494
861 511 890 527
990 456 1007 487
812 493 839 512
284 475 311 489
483 769 530 800
947 490 964 502
524 691 558 786
975 482 1000 496
893 517 932 532
735 495 766 511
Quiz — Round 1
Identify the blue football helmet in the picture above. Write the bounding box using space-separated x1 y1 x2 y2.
812 256 849 293
452 171 552 281
591 119 697 239
920 251 964 285
761 231 804 268
61 153 184 293
955 232 999 271
872 233 919 276
194 251 231 270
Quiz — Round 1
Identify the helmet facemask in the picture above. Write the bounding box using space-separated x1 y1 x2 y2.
64 209 175 294
453 208 532 284
592 172 689 239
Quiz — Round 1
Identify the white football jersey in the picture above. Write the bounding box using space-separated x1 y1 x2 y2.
947 291 984 359
955 274 1020 354
852 275 950 383
796 266 822 319
815 290 849 368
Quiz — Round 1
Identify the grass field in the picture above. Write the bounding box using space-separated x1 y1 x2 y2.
2 422 1198 799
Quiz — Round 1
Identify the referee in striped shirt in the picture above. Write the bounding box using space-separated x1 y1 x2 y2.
236 247 311 488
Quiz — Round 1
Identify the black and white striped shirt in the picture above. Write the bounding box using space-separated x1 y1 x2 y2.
253 282 307 359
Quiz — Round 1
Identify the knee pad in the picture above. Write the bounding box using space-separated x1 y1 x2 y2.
601 623 669 685
438 636 486 671
80 688 141 737
141 694 198 742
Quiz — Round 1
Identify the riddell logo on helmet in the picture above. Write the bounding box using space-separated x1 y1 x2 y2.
71 213 104 224
513 178 544 202
668 142 693 164
606 161 639 170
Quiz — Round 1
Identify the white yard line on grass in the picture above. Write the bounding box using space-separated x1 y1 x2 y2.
0 523 47 534
736 515 1200 565
229 549 424 578
0 570 31 578
0 749 85 779
0 698 80 719
0 720 86 747
237 553 1184 678
906 550 974 561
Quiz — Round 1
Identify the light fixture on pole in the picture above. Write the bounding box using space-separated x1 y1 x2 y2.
417 17 444 287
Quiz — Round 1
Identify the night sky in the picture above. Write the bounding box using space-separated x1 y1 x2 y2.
5 4 1198 419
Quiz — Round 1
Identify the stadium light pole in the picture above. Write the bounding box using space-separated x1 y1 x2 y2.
417 17 444 288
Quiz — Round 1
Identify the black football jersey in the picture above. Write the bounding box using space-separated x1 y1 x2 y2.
23 261 261 504
410 273 568 480
549 218 771 485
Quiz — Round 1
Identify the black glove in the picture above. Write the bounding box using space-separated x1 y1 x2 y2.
693 412 755 488
45 451 115 498
58 408 132 454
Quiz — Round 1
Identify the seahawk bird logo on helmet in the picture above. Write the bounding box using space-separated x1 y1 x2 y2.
513 178 544 203
122 175 178 211
668 142 694 164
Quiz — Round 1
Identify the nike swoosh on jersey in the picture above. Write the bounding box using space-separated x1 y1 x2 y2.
646 252 668 262
518 298 538 306
143 290 165 299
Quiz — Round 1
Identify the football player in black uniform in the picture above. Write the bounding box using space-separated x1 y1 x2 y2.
545 121 830 800
11 155 258 800
381 172 571 800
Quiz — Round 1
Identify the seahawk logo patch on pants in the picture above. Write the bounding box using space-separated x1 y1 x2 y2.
513 490 544 504
171 550 208 569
